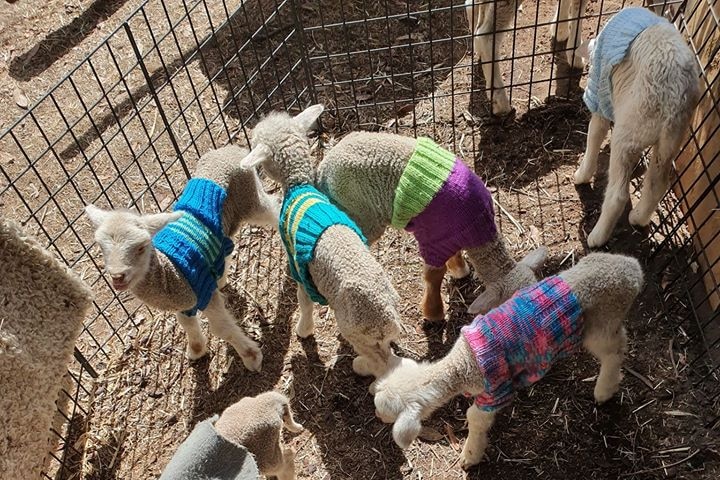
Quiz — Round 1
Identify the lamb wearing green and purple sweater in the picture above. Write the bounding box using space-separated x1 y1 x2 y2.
316 124 548 319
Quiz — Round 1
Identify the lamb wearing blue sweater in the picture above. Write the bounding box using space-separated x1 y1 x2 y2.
85 145 280 371
575 7 700 247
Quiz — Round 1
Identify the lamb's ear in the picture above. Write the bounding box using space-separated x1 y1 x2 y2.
84 204 110 229
468 286 501 315
519 246 548 273
392 406 422 449
142 211 183 235
240 144 272 170
294 104 324 133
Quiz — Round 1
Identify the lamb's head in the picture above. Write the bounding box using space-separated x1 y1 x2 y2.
468 246 548 314
84 205 182 291
373 358 434 449
241 104 325 186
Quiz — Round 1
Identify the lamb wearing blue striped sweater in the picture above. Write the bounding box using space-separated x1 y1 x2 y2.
85 145 279 372
575 7 700 247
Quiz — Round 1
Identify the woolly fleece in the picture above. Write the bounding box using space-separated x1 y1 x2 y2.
0 219 93 479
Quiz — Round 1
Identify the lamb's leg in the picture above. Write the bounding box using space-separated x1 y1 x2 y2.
475 16 511 115
551 0 571 49
628 134 679 227
275 446 297 480
446 251 471 279
422 263 447 321
460 405 496 469
584 325 627 404
176 312 208 360
574 114 610 184
204 290 262 371
295 285 315 338
217 255 231 289
283 405 304 433
250 191 281 228
587 134 637 248
563 0 587 69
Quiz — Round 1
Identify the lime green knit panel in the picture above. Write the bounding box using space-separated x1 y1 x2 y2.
391 137 456 229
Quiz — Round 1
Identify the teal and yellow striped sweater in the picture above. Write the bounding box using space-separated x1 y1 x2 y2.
279 183 367 304
153 178 234 315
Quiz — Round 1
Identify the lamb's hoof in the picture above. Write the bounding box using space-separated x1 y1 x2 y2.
628 209 650 228
491 96 513 117
186 341 208 361
368 380 378 395
586 227 610 249
352 356 374 377
241 348 263 372
573 168 592 185
593 385 619 405
460 445 483 470
295 323 314 339
448 264 471 280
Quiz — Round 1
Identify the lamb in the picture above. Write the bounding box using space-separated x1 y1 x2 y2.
315 124 548 319
239 105 404 382
160 391 304 480
573 7 700 248
465 0 588 115
373 252 643 469
84 145 280 371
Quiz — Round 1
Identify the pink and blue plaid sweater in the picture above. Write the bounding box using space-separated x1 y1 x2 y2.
461 276 583 411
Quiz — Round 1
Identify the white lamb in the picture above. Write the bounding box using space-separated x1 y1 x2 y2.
160 391 304 480
465 0 588 115
240 105 404 382
316 119 548 318
573 7 700 248
374 253 643 469
214 391 304 479
85 145 280 371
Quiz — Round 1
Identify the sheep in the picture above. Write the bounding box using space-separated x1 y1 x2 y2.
214 391 304 479
373 252 644 469
239 105 405 382
465 0 588 115
160 391 304 480
573 7 700 248
84 145 280 371
315 125 548 319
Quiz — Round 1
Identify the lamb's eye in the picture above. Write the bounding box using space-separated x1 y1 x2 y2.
136 244 146 255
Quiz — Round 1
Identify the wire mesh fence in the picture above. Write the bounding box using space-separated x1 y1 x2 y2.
0 0 717 477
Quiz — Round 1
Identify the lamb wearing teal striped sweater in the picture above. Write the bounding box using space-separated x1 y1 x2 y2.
85 145 280 371
241 105 404 383
315 119 548 320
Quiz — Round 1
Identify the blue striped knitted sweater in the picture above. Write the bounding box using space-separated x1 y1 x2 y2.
279 183 367 305
153 178 234 315
584 7 668 122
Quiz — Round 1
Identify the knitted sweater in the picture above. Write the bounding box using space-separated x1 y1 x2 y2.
153 178 234 315
391 138 497 267
160 415 259 480
461 276 583 411
584 7 668 122
279 183 367 304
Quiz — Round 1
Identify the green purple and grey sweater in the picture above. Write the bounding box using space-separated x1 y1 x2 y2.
392 138 497 267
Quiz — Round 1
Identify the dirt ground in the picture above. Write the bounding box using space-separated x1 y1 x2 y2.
1 0 719 479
